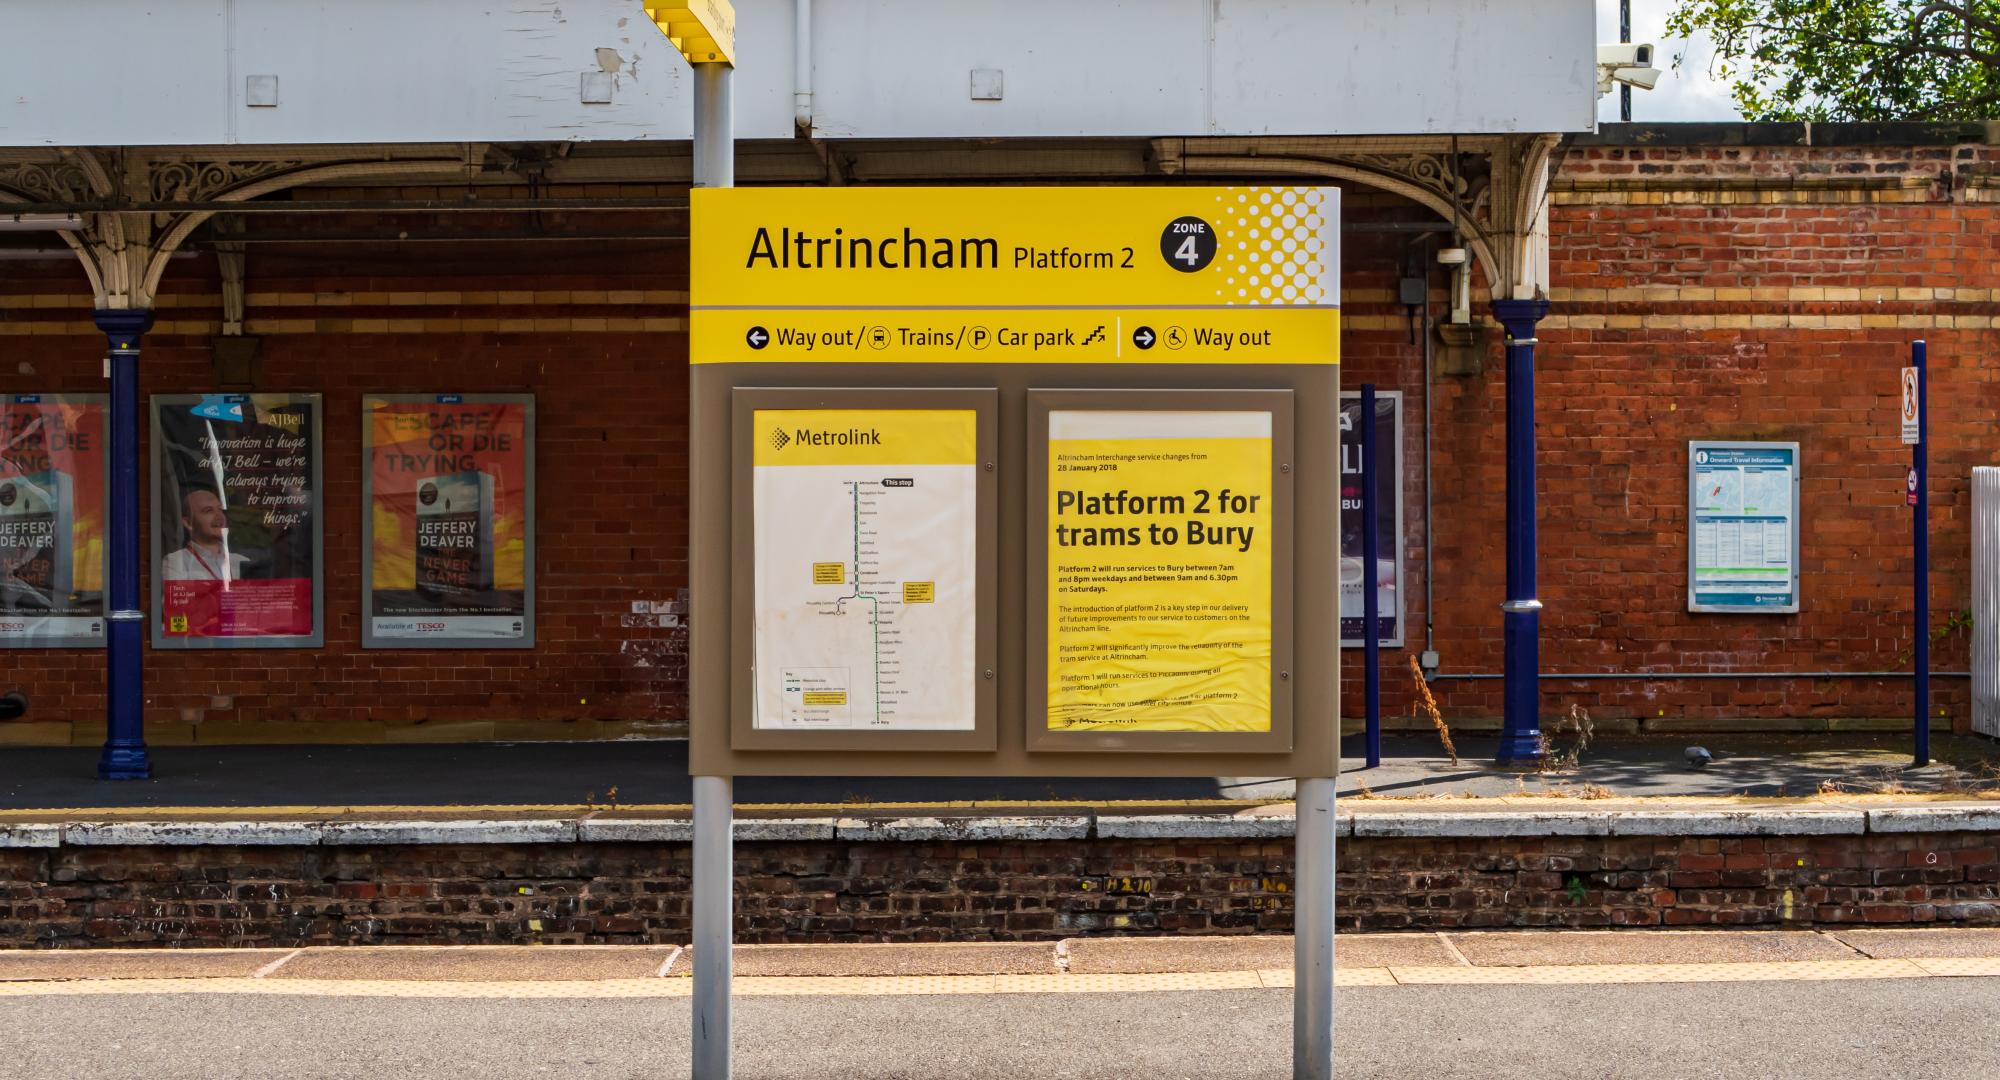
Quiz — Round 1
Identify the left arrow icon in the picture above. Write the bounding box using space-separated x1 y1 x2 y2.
746 326 770 350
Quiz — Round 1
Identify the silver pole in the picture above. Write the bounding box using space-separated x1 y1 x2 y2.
692 774 734 1079
691 58 734 1080
1293 776 1336 1079
694 63 735 189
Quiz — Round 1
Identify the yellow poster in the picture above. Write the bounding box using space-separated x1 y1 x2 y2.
1046 411 1273 733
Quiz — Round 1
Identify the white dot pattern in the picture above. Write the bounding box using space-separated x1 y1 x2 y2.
1211 187 1331 305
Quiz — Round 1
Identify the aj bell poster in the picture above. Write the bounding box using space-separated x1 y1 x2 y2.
361 395 535 648
151 393 325 648
0 394 108 648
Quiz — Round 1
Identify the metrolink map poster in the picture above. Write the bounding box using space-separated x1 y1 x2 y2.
151 394 323 648
1689 441 1800 613
751 408 978 730
0 394 106 648
362 395 535 648
1045 410 1274 733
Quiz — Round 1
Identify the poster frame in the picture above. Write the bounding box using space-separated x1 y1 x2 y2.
359 393 537 650
149 393 325 649
0 393 110 649
1025 388 1295 755
1687 439 1802 614
728 386 999 753
1339 389 1405 648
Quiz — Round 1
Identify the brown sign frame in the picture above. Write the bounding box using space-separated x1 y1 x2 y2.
689 361 1339 779
728 386 1000 753
1025 388 1296 755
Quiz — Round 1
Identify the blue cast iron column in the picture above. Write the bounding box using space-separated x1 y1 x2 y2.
96 309 153 780
1492 298 1549 763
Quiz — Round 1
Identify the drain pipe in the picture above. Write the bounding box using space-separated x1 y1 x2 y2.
0 692 24 720
793 0 813 136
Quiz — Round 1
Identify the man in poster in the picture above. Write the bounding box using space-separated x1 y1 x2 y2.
159 486 249 582
152 394 321 645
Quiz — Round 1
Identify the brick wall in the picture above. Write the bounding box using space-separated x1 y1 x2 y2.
2 830 1992 946
1 218 696 742
3 133 1996 739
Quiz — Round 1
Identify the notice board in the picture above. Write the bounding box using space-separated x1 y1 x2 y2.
1688 441 1800 613
689 185 1340 777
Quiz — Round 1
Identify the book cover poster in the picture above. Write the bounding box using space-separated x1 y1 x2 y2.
362 395 533 648
151 394 323 648
0 395 107 647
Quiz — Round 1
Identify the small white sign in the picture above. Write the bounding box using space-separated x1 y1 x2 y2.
1901 366 1921 444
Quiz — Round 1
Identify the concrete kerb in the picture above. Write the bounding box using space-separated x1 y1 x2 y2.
5 804 2000 847
0 823 61 848
1867 806 2000 833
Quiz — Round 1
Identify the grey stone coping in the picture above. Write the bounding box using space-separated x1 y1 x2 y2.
1604 810 1868 837
1352 812 1612 838
7 803 2000 847
0 823 62 848
1867 806 2000 833
833 815 1091 842
320 820 579 846
1096 814 1302 839
64 820 324 846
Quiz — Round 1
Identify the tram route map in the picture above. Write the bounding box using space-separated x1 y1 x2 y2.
751 409 977 731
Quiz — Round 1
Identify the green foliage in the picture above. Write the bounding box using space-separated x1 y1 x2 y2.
1666 0 2000 120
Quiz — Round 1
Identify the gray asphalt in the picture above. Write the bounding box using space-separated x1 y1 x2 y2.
5 980 1998 1079
5 732 1993 809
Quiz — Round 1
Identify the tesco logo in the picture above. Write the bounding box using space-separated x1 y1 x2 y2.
416 622 448 632
0 622 25 632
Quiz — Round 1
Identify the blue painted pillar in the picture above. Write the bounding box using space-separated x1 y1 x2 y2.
1492 298 1550 764
95 309 153 781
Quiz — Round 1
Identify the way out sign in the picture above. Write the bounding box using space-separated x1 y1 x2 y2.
1901 366 1921 445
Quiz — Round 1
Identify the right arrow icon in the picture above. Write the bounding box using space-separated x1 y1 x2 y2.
1132 326 1156 350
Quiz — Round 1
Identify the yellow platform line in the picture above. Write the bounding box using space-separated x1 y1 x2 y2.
0 798 1276 821
0 957 1990 998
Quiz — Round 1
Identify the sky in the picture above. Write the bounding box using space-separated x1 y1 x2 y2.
1596 0 1744 122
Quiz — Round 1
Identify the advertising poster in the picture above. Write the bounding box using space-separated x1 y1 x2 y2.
1045 410 1274 734
0 394 107 647
1339 391 1403 647
750 408 977 730
362 395 535 648
151 394 323 648
1689 441 1800 612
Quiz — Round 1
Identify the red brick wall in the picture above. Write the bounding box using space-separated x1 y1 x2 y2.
2 138 1994 737
3 830 1992 946
0 232 694 738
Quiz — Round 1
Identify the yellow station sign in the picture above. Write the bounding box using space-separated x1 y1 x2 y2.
691 186 1341 364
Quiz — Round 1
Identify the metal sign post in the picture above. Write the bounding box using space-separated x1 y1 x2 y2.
1907 341 1930 767
674 4 737 1073
687 184 1340 1080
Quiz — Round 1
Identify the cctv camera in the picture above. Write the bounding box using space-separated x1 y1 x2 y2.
1614 65 1662 91
1595 43 1663 95
1596 44 1654 67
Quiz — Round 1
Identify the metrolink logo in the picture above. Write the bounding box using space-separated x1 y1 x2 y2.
770 426 882 450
